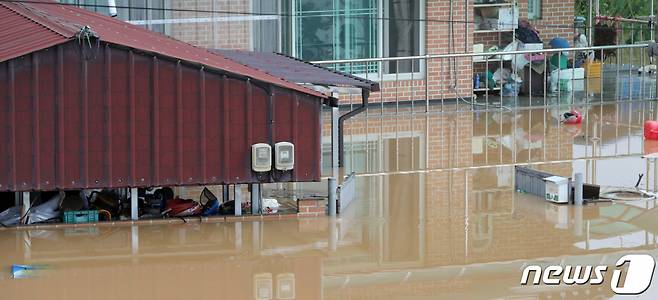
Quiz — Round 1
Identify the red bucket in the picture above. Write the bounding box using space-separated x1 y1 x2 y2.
644 121 658 140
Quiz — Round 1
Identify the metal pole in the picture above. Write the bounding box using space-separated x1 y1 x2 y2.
589 0 594 47
251 183 260 214
234 184 242 216
130 188 138 221
574 173 584 205
332 107 339 168
649 0 656 41
328 177 337 216
21 191 30 224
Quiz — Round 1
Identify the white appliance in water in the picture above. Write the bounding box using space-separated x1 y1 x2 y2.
543 176 569 204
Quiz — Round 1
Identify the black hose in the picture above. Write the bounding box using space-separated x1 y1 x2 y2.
635 174 644 188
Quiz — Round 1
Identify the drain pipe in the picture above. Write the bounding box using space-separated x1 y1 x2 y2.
338 90 369 167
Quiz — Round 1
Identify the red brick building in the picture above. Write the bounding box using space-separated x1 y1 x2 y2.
68 0 576 104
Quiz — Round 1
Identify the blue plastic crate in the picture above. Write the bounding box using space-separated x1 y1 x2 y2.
63 210 99 224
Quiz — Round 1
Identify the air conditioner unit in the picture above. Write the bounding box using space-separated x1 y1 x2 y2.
274 142 295 171
251 143 272 172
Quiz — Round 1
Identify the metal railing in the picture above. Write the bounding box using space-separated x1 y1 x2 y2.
313 44 655 114
322 100 658 190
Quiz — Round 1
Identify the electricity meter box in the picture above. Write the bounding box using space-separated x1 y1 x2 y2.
251 143 272 172
543 176 569 204
275 142 295 171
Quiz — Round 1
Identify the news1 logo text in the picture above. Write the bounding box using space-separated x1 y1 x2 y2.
520 254 656 295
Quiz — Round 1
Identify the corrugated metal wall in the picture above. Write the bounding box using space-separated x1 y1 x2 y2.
0 41 322 191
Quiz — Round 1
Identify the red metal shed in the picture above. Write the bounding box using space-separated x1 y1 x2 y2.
0 0 331 191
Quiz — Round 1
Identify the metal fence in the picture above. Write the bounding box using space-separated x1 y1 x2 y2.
313 44 655 114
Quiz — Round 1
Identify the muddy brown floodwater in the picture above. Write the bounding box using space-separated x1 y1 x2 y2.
3 101 658 299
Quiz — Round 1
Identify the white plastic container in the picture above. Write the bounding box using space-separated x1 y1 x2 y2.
543 176 569 204
550 68 585 92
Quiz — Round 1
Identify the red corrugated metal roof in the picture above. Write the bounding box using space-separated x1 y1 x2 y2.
0 0 328 99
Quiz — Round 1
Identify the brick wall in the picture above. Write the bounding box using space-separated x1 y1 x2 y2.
170 0 251 50
521 0 577 45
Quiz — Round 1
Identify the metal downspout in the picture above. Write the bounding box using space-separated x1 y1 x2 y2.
338 90 369 167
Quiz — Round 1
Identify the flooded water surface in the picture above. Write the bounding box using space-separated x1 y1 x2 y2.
3 101 658 299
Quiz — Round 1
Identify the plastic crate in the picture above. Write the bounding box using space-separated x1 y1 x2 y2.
63 210 99 224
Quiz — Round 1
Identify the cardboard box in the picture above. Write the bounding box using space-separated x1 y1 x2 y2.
498 7 519 30
584 61 602 78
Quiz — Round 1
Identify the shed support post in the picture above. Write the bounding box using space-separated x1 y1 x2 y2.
328 177 337 216
251 183 260 214
130 188 138 221
234 184 242 216
21 192 30 224
14 192 20 207
223 185 230 203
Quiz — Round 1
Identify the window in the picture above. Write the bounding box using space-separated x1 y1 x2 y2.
384 0 421 74
293 0 379 74
528 0 542 20
252 0 283 53
290 0 423 76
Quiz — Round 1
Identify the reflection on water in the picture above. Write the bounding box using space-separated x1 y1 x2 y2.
3 166 658 299
333 101 658 190
3 101 658 299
